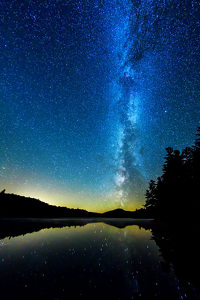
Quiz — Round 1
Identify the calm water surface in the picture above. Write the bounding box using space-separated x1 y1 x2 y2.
0 220 199 299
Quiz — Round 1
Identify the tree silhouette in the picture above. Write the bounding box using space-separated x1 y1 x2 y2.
145 126 200 222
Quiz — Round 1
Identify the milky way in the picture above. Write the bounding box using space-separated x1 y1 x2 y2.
0 0 199 211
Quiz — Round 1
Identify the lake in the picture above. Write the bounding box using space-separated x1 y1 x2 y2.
0 219 199 299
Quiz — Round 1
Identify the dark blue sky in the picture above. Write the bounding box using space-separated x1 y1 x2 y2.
1 0 199 211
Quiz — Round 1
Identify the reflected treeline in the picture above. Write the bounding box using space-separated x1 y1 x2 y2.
0 218 88 240
151 223 200 298
1 218 200 296
0 218 154 240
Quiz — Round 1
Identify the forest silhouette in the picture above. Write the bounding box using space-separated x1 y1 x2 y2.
0 190 99 218
144 126 200 223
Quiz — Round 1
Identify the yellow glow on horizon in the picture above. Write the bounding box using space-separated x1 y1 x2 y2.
1 182 145 213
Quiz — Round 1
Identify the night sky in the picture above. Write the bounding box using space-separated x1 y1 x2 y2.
1 0 199 212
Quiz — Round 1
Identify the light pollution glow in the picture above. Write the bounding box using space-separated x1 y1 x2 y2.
1 0 199 212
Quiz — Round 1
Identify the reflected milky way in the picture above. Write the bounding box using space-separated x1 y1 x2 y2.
0 222 199 299
0 223 182 299
1 0 199 211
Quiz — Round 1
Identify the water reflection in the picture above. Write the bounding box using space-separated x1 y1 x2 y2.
0 220 199 299
151 223 200 300
0 218 153 239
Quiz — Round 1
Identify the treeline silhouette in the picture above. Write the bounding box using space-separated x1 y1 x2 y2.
0 191 98 218
0 191 151 219
144 126 200 222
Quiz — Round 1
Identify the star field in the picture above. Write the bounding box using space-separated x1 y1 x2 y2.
0 0 200 211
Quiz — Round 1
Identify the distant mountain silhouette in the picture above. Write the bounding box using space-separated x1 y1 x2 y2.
0 191 151 219
102 208 133 218
101 208 152 218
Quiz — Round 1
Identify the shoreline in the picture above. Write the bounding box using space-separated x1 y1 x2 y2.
0 217 155 240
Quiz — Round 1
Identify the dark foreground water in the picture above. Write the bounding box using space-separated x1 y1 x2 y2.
0 219 199 300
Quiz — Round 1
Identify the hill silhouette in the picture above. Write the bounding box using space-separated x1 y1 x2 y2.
0 191 98 218
0 190 150 219
101 208 152 218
